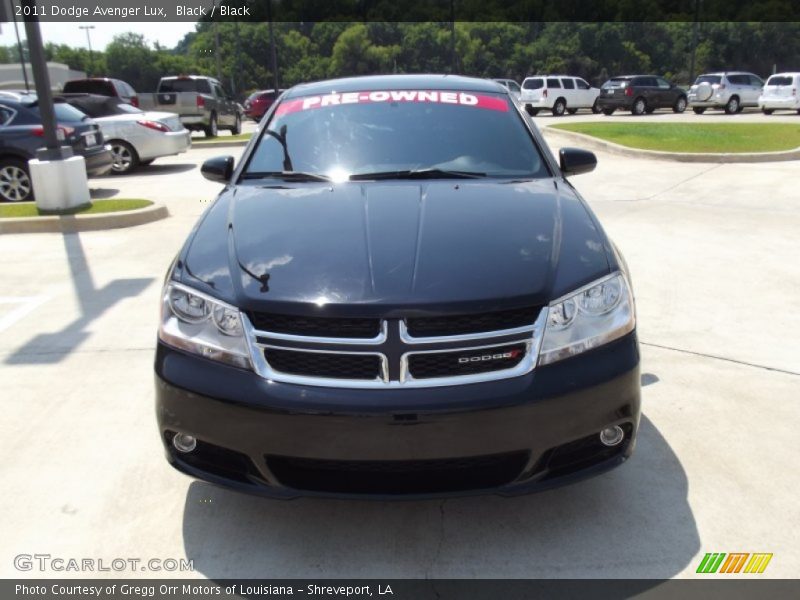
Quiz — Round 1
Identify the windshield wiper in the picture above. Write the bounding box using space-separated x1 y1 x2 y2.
263 125 293 171
242 171 332 182
349 168 486 181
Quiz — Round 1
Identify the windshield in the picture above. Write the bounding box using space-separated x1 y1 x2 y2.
32 102 89 122
695 75 722 85
245 89 549 180
159 78 211 94
63 80 114 96
766 75 792 86
603 78 630 88
522 79 544 90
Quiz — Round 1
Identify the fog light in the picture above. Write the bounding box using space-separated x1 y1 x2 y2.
172 433 197 453
599 425 625 447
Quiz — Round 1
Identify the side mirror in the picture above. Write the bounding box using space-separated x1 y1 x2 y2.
201 155 234 183
559 148 597 177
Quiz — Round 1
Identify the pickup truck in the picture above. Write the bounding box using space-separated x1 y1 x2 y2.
139 76 242 137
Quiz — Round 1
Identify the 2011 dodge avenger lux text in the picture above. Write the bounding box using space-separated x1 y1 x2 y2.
155 75 640 498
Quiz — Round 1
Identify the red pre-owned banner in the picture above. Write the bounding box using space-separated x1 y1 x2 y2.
275 90 510 116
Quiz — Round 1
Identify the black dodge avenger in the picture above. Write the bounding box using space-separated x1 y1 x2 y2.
155 75 640 498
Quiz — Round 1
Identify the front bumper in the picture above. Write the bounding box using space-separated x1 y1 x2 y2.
155 330 641 499
81 145 113 177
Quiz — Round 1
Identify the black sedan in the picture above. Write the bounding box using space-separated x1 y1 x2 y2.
155 75 640 499
598 75 688 115
0 91 112 202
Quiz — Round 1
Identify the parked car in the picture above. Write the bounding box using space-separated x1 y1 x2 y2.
62 77 139 107
687 71 764 114
155 74 640 499
520 75 601 116
758 72 800 115
243 89 285 121
0 92 112 202
492 78 522 101
597 75 688 115
57 94 191 174
138 75 242 137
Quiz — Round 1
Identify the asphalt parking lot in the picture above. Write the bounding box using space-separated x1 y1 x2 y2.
1 115 798 580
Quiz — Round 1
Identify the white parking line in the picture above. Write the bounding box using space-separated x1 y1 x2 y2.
0 296 51 334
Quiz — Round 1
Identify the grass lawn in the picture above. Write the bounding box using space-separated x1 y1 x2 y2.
550 122 800 153
193 133 252 143
0 199 152 218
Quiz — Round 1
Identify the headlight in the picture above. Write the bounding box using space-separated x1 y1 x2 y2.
538 273 635 366
158 282 251 369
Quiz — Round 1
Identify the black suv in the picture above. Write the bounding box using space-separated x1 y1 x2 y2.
0 92 113 202
155 75 640 499
598 75 688 115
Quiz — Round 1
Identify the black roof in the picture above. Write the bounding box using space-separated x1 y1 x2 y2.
285 74 507 99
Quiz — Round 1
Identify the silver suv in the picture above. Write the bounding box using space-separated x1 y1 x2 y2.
687 71 764 114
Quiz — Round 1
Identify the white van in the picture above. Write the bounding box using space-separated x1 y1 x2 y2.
520 75 601 116
759 72 800 114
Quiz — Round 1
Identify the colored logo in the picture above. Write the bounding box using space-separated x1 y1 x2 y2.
696 553 773 574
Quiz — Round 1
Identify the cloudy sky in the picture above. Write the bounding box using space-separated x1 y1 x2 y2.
1 21 197 51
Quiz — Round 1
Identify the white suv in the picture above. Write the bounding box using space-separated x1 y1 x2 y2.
759 72 800 115
520 75 601 116
687 71 764 114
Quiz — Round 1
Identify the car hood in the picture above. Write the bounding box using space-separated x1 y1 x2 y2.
179 179 612 317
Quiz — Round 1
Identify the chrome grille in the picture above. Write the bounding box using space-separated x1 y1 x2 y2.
405 307 541 337
248 312 381 339
407 342 528 379
264 347 383 380
244 307 546 388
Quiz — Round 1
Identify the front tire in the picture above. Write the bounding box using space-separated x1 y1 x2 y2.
592 99 601 114
693 107 706 114
673 96 687 113
109 141 139 174
631 97 646 115
204 113 218 138
602 108 615 116
0 158 32 203
724 96 740 114
762 108 773 115
231 113 241 135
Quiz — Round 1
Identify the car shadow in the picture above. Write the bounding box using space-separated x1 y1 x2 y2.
181 415 698 580
89 188 120 199
131 163 196 176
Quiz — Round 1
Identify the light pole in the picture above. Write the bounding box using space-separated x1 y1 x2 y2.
78 25 95 77
267 0 279 91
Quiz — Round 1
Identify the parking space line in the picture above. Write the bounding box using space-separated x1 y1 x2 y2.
0 296 51 334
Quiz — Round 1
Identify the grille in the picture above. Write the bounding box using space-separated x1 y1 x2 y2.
264 348 382 380
406 306 540 337
407 343 527 379
164 431 261 485
535 423 634 481
248 312 381 339
267 451 529 494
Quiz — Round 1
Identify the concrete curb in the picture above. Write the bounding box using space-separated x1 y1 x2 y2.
191 139 250 149
543 126 800 163
0 202 169 235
